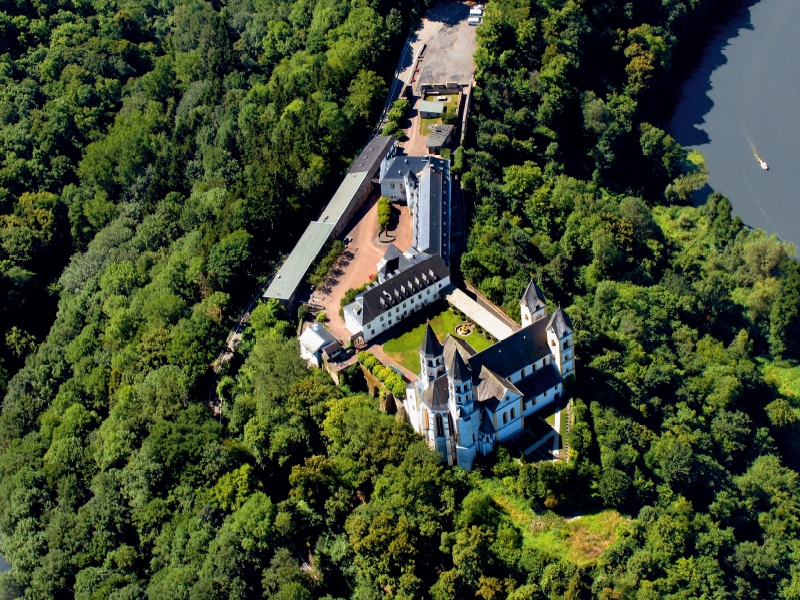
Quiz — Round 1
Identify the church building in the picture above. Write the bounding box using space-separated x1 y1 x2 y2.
403 281 574 470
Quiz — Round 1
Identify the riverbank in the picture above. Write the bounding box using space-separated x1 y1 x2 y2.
669 0 800 249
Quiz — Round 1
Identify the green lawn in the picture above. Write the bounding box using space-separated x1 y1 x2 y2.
418 94 458 136
382 304 494 372
476 478 626 567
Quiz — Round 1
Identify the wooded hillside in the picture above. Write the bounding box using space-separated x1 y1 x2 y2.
1 0 800 598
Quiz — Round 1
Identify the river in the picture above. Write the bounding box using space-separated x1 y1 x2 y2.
0 552 8 573
669 0 800 249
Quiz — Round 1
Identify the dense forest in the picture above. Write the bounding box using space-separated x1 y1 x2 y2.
2 0 800 597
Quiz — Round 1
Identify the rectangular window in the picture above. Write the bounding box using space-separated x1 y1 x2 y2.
390 183 396 189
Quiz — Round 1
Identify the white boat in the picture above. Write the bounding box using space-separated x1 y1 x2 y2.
760 159 769 170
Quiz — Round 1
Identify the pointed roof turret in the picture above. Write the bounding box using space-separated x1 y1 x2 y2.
448 347 471 383
546 307 573 338
521 279 547 311
421 322 443 357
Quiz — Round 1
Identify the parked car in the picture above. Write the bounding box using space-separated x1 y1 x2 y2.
468 16 481 25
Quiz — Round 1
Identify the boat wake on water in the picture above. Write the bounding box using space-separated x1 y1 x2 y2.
746 134 769 170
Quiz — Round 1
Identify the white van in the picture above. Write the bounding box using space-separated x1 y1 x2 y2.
468 16 481 25
469 8 483 16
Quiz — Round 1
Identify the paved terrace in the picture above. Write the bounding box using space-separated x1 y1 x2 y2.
442 284 516 340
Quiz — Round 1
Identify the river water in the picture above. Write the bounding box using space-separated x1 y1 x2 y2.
0 552 8 573
669 0 800 249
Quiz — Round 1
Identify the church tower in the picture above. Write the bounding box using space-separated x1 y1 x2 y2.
520 280 547 327
419 323 444 389
447 349 473 413
546 307 574 376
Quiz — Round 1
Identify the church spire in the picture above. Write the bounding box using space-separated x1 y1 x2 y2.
421 322 443 357
520 279 547 326
448 349 471 383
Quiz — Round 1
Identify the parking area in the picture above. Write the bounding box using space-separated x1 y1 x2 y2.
401 1 477 154
415 2 477 87
310 190 414 341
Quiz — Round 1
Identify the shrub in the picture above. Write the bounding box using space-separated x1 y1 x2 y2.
316 311 327 323
307 240 345 288
297 304 309 323
354 352 405 398
381 121 398 137
377 197 392 231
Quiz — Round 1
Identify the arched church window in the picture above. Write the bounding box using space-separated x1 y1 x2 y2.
503 412 508 424
428 360 433 367
521 368 526 377
511 407 516 419
435 414 444 437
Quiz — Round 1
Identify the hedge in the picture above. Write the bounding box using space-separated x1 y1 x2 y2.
357 351 406 398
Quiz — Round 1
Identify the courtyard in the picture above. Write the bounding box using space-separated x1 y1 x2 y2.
310 189 413 341
382 301 495 373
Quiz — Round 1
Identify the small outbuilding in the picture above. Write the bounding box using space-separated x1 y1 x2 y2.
419 100 445 119
299 323 343 366
426 124 455 154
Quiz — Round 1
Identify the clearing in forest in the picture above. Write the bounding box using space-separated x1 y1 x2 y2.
477 478 627 567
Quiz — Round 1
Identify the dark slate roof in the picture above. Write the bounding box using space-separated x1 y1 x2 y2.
347 253 450 325
421 375 449 411
377 245 428 283
442 335 476 371
474 366 522 412
448 346 471 382
522 280 547 312
479 413 496 435
426 124 455 148
348 136 396 174
381 156 431 182
546 307 573 338
515 364 562 399
421 322 443 357
468 320 551 381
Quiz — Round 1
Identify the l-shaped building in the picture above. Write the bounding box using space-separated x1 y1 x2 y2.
343 244 451 342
